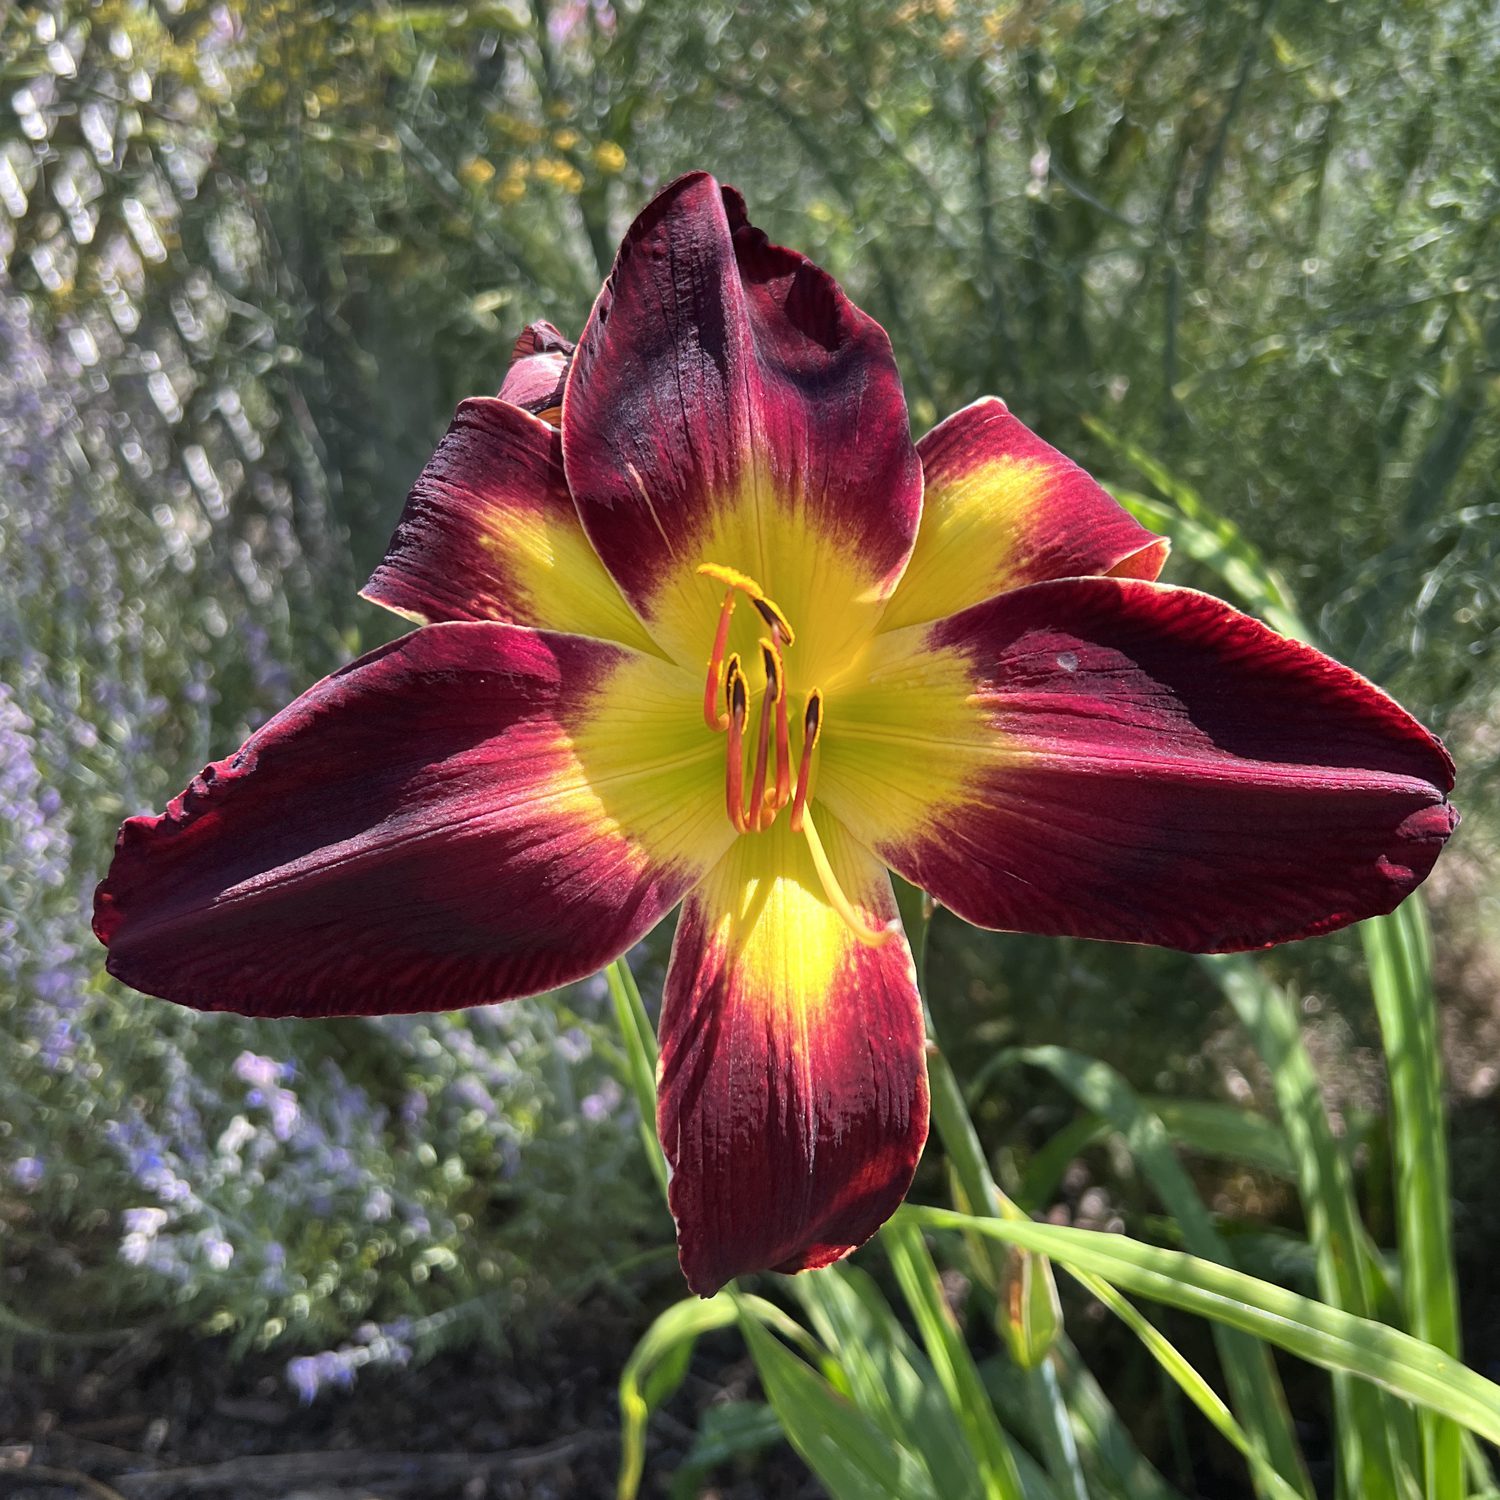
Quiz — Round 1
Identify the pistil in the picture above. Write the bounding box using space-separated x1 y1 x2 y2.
696 563 796 646
701 587 737 732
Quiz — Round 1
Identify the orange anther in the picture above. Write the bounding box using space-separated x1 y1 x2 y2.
700 565 801 835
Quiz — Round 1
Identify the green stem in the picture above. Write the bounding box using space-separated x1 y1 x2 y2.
912 897 1005 1223
605 955 668 1201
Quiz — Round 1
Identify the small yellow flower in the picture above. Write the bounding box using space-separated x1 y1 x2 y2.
459 156 496 188
594 141 626 174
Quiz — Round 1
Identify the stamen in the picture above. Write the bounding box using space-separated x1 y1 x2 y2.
695 561 796 647
723 652 742 714
788 690 823 834
701 587 737 731
699 563 801 837
772 684 791 812
747 638 780 831
723 655 748 834
762 633 791 813
760 636 785 704
750 594 795 646
800 805 894 947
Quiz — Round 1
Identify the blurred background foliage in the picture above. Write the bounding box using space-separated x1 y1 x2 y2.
1 0 1497 1491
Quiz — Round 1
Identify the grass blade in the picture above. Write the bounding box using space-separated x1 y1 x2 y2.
1017 1045 1313 1500
1364 900 1464 1497
1071 1267 1304 1500
1141 1096 1297 1179
1205 954 1418 1497
618 1295 739 1500
736 1301 940 1500
604 956 667 1198
794 1265 984 1500
903 1207 1500 1447
882 1219 1029 1500
616 1291 813 1500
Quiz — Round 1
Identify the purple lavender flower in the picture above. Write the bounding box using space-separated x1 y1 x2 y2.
232 1050 283 1090
10 1156 45 1190
556 1026 591 1064
581 1077 624 1123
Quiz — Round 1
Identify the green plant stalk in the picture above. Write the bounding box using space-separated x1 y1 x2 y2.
605 956 668 1199
1033 1352 1088 1500
1363 901 1464 1498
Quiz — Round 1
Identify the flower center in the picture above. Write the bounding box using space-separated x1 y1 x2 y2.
697 562 891 946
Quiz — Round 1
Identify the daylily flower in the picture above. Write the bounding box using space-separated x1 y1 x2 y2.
95 172 1458 1297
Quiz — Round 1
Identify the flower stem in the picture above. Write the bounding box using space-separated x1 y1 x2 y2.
605 955 668 1201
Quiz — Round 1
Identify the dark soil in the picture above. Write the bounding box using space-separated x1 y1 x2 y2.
0 1301 817 1500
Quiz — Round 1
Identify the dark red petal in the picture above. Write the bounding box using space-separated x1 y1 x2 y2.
94 625 729 1015
497 320 574 416
658 816 928 1296
561 171 922 669
832 580 1456 953
881 397 1168 631
360 398 654 648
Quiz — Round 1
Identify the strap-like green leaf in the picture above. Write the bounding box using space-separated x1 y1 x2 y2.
737 1303 941 1500
1016 1044 1313 1500
902 1208 1500 1448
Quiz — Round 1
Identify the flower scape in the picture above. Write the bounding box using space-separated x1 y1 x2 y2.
94 172 1457 1297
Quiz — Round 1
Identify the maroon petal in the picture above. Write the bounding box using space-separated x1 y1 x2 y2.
821 579 1456 953
658 816 928 1297
561 171 922 671
94 625 730 1015
497 320 574 418
881 397 1169 632
360 398 655 649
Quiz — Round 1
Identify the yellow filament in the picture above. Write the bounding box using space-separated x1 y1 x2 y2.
800 805 894 947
